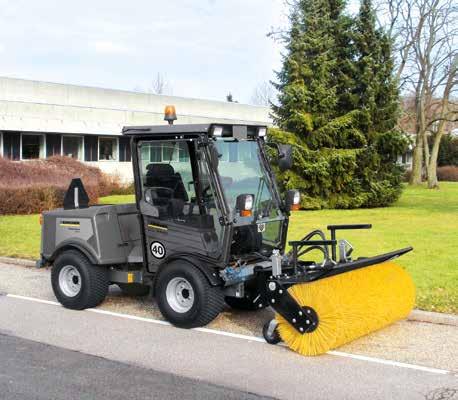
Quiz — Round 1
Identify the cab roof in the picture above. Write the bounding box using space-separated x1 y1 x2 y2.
122 124 212 136
122 123 267 138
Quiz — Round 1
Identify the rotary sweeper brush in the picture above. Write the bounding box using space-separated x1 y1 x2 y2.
38 109 415 357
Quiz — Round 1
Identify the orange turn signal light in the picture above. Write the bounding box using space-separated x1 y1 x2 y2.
291 204 300 211
240 210 253 217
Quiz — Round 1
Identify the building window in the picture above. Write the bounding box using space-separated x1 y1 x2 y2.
22 133 45 160
84 135 98 162
119 137 131 162
62 136 83 160
3 131 20 160
141 142 190 163
162 143 178 162
178 142 189 162
46 134 62 158
99 137 118 161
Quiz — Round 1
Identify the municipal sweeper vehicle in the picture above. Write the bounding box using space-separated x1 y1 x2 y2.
39 111 415 356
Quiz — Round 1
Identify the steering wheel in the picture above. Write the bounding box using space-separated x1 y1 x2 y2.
144 187 174 204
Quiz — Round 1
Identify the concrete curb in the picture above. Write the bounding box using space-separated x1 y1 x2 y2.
0 256 36 268
408 310 458 327
1 256 457 327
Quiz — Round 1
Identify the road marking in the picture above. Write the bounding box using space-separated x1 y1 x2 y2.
7 294 60 306
5 293 452 375
327 351 451 375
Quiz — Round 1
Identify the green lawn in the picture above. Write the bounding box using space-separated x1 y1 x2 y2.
0 185 456 313
98 194 135 204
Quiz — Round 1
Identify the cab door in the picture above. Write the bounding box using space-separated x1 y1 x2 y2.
136 139 223 272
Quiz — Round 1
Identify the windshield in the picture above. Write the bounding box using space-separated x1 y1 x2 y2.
214 139 283 247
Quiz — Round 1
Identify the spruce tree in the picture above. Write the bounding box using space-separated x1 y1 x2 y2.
271 0 406 209
353 0 400 140
272 1 336 139
328 0 358 115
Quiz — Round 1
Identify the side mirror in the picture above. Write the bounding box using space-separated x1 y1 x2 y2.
278 144 293 171
285 189 300 212
236 194 254 217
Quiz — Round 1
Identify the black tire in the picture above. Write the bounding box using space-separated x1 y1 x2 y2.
51 250 109 310
155 261 224 329
262 320 281 345
118 283 150 297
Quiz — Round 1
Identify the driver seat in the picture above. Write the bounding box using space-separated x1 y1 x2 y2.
145 164 188 218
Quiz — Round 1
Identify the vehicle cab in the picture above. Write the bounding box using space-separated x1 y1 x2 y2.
122 122 294 279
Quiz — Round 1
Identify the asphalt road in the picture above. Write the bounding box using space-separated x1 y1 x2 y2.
0 333 271 400
0 262 457 372
0 294 457 400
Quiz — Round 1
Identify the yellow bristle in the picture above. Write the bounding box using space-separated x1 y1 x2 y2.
275 262 415 356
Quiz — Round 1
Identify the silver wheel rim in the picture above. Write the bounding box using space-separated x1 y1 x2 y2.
166 277 195 313
59 265 82 297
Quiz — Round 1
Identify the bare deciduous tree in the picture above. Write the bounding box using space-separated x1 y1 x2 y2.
134 73 173 95
378 0 457 187
427 55 458 187
150 72 172 95
251 82 276 106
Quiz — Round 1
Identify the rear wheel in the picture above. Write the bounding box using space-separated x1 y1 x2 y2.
51 250 109 310
118 283 150 297
155 261 224 328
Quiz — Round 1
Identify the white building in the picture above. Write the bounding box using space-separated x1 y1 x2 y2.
0 77 271 182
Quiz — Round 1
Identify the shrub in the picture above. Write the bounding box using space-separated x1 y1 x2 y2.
437 166 458 182
435 135 458 167
0 156 126 215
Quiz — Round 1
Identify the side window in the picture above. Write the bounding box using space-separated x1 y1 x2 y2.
198 153 223 243
139 140 195 221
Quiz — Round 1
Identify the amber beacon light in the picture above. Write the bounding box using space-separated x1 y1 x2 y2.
164 105 177 125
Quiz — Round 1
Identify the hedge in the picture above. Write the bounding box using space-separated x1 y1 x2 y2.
0 156 125 215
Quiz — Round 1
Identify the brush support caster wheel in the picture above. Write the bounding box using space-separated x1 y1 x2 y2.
263 319 281 345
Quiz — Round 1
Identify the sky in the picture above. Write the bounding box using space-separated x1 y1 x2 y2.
0 0 289 104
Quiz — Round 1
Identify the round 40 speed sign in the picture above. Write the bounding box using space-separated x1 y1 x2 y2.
150 241 166 259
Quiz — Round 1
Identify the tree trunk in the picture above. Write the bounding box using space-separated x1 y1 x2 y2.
410 81 426 185
423 130 430 180
427 151 439 188
410 135 423 184
426 55 456 189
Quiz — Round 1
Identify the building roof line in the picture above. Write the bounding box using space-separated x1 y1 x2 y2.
0 99 272 125
0 76 270 110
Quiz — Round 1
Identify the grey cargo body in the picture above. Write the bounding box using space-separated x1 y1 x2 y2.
41 204 143 265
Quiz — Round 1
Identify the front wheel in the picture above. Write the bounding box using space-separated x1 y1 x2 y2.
51 250 109 310
155 261 224 328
